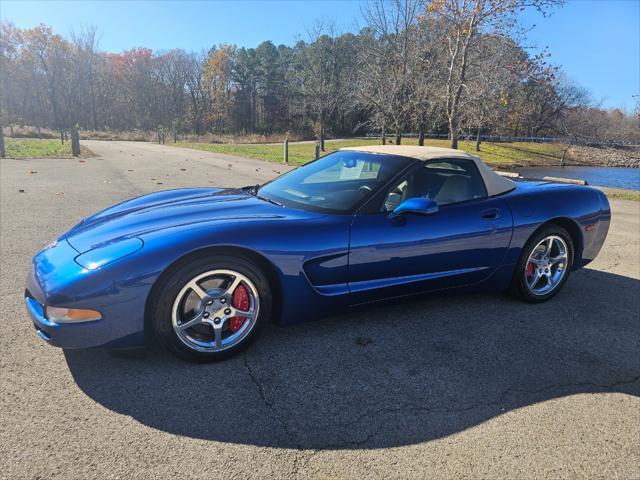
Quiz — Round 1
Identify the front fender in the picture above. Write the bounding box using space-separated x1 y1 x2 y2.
138 214 352 325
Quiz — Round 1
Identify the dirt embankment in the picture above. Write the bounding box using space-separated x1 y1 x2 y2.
565 145 640 168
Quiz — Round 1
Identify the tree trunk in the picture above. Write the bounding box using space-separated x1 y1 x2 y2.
9 125 14 137
450 133 458 149
395 128 401 145
60 129 65 144
418 129 425 146
381 123 386 145
560 138 573 167
448 117 458 149
475 127 481 152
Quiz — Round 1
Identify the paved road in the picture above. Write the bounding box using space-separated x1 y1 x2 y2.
1 141 639 479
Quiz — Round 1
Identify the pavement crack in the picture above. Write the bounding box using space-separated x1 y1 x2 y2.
243 351 297 443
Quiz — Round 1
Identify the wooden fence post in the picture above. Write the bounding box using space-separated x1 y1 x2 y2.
71 125 80 157
315 143 320 160
283 138 289 164
0 123 5 158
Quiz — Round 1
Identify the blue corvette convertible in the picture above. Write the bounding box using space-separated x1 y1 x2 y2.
25 145 610 361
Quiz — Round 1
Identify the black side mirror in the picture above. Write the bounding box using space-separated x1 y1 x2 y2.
389 197 439 219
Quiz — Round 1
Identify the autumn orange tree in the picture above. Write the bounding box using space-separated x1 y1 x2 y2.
203 45 235 132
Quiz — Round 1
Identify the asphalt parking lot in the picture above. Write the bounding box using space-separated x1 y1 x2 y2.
1 140 639 479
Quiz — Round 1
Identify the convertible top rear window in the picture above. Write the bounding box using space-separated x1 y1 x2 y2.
257 151 414 213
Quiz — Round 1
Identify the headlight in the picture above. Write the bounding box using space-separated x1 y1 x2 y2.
74 237 143 270
46 306 102 323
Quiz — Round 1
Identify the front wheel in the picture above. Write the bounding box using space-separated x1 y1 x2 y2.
150 255 272 362
511 226 574 302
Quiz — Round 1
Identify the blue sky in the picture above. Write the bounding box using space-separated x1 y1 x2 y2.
2 0 638 110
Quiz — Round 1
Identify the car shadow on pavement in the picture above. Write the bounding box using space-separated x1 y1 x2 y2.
65 268 640 449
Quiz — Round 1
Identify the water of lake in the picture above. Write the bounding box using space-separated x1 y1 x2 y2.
516 166 640 190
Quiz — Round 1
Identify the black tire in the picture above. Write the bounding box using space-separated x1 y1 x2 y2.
149 254 272 362
510 225 575 303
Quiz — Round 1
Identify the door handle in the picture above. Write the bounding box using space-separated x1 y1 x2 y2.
480 208 501 219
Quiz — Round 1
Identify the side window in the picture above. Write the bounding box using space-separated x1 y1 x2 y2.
382 159 487 211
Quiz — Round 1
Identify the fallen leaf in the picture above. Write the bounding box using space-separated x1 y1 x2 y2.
180 168 186 171
18 189 25 193
56 192 64 196
79 159 86 163
157 182 163 185
30 170 38 174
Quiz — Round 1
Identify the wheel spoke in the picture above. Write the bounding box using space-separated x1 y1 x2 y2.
213 325 223 349
188 280 209 300
231 307 256 319
177 312 204 331
224 275 242 296
549 254 567 264
547 274 556 288
528 270 542 288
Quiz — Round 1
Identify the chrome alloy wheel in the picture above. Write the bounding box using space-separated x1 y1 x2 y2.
171 269 260 352
524 235 569 296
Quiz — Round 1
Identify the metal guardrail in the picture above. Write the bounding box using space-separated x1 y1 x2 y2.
365 133 638 148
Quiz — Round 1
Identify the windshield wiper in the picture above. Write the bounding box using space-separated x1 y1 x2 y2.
256 194 284 207
243 184 283 207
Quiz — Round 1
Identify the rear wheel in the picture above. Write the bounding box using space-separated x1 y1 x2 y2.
511 226 574 302
150 255 271 362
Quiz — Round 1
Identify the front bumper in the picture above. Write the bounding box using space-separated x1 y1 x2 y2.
25 295 54 342
25 240 147 349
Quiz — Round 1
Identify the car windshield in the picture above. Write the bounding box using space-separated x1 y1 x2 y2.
255 151 413 213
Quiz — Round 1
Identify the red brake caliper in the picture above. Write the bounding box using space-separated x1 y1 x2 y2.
526 262 535 278
228 284 249 333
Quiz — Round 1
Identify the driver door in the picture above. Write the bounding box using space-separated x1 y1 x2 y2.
348 159 513 301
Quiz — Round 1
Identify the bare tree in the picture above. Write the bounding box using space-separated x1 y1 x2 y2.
359 0 423 145
425 0 563 148
295 22 352 150
411 17 446 145
464 35 531 150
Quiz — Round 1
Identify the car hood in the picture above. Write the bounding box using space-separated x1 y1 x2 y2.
64 187 310 253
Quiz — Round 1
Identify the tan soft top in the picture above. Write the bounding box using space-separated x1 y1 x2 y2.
340 145 515 197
